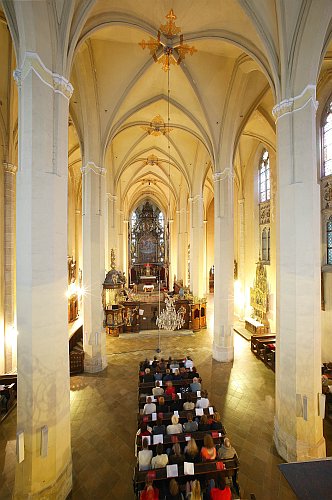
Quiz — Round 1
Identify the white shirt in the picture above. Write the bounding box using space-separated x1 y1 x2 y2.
138 449 153 470
151 453 169 468
185 359 194 369
196 397 210 409
166 423 183 434
143 402 156 414
152 387 164 396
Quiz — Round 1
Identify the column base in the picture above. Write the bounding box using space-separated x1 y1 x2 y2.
14 459 72 499
84 354 107 373
274 416 326 462
212 342 234 362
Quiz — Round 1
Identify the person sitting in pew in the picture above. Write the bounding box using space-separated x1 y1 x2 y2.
200 434 217 461
138 437 153 471
167 415 183 435
163 368 173 382
136 422 152 457
210 412 223 431
191 367 200 379
183 394 195 411
172 369 182 381
140 476 160 500
143 368 155 383
152 417 166 435
165 478 184 500
143 396 157 415
165 381 176 396
154 368 163 381
208 477 232 500
159 358 167 371
156 396 169 413
183 412 198 433
180 367 189 379
217 437 237 460
184 438 200 463
195 390 210 409
152 380 164 397
168 442 185 465
169 393 183 412
190 377 201 392
185 356 194 369
198 414 211 432
186 479 203 500
151 442 169 469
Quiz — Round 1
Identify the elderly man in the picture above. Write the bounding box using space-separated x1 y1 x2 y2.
143 396 157 415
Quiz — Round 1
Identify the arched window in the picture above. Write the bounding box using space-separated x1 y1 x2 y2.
259 149 270 202
322 101 332 177
262 228 268 262
327 217 332 264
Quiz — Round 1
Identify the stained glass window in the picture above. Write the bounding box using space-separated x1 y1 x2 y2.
327 218 332 264
259 149 270 202
323 102 332 177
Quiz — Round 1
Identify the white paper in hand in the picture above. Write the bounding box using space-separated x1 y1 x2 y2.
173 410 179 417
151 412 157 421
166 464 178 478
197 391 201 397
184 461 195 475
209 406 214 415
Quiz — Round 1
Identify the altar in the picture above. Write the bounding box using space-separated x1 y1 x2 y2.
140 275 157 286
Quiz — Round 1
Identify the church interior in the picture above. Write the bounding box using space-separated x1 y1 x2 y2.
1 0 332 498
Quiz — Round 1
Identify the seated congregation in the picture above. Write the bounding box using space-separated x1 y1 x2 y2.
134 356 240 499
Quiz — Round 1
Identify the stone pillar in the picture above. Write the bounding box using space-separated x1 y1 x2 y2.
107 193 117 268
190 194 205 297
273 85 325 461
213 170 234 362
237 198 245 320
176 208 188 285
13 53 72 498
3 162 17 372
82 161 107 373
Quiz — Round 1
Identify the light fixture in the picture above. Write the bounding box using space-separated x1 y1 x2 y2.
141 115 173 136
139 9 197 72
156 294 185 331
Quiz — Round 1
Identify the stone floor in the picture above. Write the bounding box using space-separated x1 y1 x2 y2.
1 302 332 499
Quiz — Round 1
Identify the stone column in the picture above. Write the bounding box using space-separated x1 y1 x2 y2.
176 208 188 285
3 162 17 372
237 198 245 319
82 161 107 373
213 170 234 362
107 193 117 268
190 194 205 297
273 85 325 461
13 53 72 498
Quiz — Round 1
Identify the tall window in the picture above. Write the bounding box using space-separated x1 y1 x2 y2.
327 217 332 265
322 101 332 177
259 149 270 202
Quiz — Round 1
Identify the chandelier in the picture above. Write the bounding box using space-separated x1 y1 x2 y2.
139 9 197 72
156 295 186 331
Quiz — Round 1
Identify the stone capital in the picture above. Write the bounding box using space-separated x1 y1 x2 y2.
106 193 117 201
3 162 17 175
81 162 106 176
213 168 234 182
272 84 318 122
14 52 73 100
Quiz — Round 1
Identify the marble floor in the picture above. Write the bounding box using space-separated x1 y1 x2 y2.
1 303 331 499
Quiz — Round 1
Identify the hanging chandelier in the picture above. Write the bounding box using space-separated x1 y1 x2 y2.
156 295 185 331
141 115 173 136
139 9 197 72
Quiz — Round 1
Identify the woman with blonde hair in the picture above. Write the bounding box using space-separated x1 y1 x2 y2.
186 479 202 499
184 438 200 463
167 414 183 434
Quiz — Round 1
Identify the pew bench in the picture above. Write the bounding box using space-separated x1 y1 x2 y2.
138 408 216 426
251 335 275 356
133 457 240 499
136 430 226 453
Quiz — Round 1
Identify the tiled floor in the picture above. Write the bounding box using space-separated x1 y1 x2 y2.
1 300 331 499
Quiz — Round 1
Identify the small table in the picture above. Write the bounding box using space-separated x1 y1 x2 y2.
143 284 154 292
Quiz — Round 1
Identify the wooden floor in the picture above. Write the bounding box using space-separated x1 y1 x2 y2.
0 299 331 499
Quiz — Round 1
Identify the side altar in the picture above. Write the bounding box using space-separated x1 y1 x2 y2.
245 259 270 335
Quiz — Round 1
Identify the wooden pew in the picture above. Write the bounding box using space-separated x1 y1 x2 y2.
251 335 275 356
139 380 192 395
137 408 216 426
136 430 226 453
138 393 199 409
133 457 240 498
